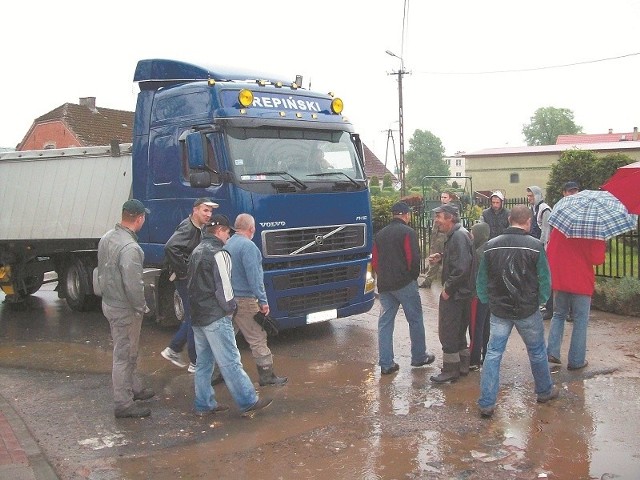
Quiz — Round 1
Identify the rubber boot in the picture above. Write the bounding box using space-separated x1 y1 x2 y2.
459 350 471 377
257 364 288 386
430 362 461 384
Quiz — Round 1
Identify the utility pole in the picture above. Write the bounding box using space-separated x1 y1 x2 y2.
386 50 408 197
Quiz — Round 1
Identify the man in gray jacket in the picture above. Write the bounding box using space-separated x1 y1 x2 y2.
97 199 155 418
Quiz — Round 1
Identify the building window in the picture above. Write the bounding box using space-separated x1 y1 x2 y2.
44 142 56 149
456 172 461 177
455 159 462 166
510 173 519 183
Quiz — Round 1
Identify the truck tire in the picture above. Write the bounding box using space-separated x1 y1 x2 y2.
155 272 184 327
64 257 99 312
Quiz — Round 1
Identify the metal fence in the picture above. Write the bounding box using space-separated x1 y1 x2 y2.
374 197 640 279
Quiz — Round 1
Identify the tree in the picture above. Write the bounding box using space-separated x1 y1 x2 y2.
404 129 449 190
546 150 633 204
522 107 582 146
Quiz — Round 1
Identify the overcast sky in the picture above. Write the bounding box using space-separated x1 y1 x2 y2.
2 0 639 168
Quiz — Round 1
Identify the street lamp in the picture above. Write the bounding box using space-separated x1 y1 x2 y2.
386 50 408 197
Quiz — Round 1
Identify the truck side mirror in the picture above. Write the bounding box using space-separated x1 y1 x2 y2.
186 133 206 169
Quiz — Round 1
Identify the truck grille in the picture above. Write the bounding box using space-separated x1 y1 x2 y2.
272 265 360 290
276 286 357 314
262 224 366 258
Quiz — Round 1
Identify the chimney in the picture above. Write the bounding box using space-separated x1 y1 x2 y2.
79 97 97 113
634 127 638 141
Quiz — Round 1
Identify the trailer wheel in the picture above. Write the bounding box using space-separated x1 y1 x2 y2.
65 258 99 312
155 272 184 327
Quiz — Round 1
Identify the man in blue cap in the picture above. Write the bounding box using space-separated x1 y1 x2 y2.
97 199 155 418
372 201 436 375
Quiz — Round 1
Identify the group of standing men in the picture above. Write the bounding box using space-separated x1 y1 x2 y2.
372 180 603 418
97 197 284 419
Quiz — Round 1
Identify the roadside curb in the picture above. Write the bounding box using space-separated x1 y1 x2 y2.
0 393 59 480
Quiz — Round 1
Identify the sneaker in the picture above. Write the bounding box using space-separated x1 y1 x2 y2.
133 388 155 401
242 397 273 417
469 364 481 372
380 362 400 375
188 362 196 373
548 355 561 365
411 354 436 367
194 404 230 416
567 360 588 371
479 406 494 418
161 347 187 369
537 385 560 403
115 404 151 418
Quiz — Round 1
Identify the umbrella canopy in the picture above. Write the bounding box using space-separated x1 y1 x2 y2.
548 190 638 240
601 161 640 214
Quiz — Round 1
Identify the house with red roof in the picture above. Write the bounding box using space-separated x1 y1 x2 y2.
556 127 638 144
17 97 133 151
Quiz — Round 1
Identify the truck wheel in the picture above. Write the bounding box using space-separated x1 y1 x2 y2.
65 258 99 312
156 272 184 327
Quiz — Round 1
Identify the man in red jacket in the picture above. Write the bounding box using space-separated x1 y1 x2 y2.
546 229 606 370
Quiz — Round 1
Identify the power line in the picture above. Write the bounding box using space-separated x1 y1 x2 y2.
415 51 640 76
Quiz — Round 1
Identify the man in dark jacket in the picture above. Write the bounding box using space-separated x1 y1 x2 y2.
188 214 272 417
161 197 217 371
481 191 509 239
476 205 558 418
372 202 435 375
428 204 474 383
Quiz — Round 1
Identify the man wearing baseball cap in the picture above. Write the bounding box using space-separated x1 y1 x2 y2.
161 198 219 371
372 201 436 375
562 181 580 196
428 203 474 383
97 199 154 418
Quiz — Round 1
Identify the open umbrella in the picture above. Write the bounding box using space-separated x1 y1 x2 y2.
548 190 637 240
601 161 640 214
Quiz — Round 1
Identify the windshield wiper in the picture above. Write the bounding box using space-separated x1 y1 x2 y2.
246 171 307 190
306 172 361 188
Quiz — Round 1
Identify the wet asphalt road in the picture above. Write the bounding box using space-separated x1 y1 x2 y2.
1 282 640 479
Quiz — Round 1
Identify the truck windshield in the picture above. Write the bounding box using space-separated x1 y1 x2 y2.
224 127 365 182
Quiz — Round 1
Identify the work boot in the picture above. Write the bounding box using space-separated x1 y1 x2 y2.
430 362 461 384
133 388 155 401
257 365 288 386
242 397 273 417
115 403 151 418
459 352 471 376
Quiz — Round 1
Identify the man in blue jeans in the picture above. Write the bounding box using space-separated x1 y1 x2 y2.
476 205 558 418
372 201 435 375
188 214 272 417
161 197 217 372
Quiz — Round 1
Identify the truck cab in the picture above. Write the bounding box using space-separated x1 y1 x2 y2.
133 59 375 329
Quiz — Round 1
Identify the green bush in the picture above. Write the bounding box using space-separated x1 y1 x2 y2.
369 185 381 195
370 176 380 187
593 276 640 317
382 174 392 188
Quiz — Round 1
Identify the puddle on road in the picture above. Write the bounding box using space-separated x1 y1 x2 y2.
2 287 639 478
116 363 640 480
